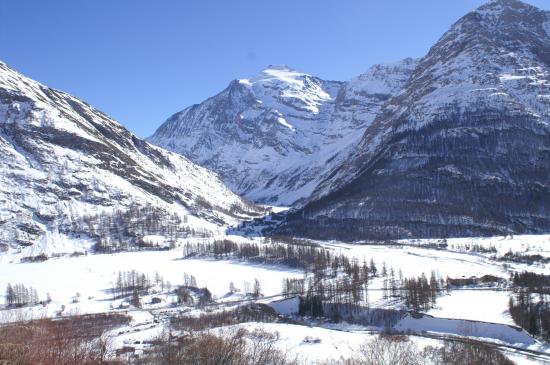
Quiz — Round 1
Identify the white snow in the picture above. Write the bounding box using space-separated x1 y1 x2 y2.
149 59 416 206
277 117 295 131
268 297 300 315
0 239 302 316
394 313 535 346
214 322 437 364
0 233 549 363
428 290 514 325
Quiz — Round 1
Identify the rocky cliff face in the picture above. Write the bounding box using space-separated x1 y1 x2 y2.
0 61 263 254
149 61 417 205
279 0 550 240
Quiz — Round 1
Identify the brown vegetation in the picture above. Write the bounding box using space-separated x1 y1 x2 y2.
0 313 129 365
139 328 293 365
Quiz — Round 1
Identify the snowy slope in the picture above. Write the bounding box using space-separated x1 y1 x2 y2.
148 61 416 205
0 60 263 253
281 0 550 240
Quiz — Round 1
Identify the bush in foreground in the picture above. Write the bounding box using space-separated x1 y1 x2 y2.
141 328 293 365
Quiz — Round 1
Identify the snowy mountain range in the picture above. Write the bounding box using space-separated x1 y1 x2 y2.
280 0 550 239
1 2 550 363
0 61 263 254
1 0 549 249
149 60 417 205
151 0 550 240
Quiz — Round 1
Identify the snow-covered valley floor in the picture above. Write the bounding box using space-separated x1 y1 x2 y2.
1 233 549 364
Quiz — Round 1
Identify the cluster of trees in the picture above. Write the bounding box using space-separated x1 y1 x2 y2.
285 266 443 318
446 275 502 287
175 286 193 305
182 272 198 287
282 278 306 298
114 270 151 300
182 239 371 278
509 288 550 340
449 243 497 254
345 335 514 365
0 313 129 365
183 238 445 316
60 203 213 253
509 271 550 340
111 269 218 309
511 271 550 290
346 335 422 365
175 272 211 306
423 339 515 365
170 303 279 331
295 273 443 319
5 283 40 307
500 252 550 265
284 256 376 312
174 277 261 307
298 294 324 317
152 271 172 292
140 328 289 365
175 286 211 307
400 272 443 311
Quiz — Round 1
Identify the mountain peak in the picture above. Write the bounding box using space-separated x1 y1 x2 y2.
263 64 296 72
482 0 528 8
236 65 307 87
423 0 549 68
256 64 307 80
347 58 418 97
485 0 526 5
475 0 541 18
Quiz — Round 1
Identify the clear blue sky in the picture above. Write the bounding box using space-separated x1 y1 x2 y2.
1 0 548 137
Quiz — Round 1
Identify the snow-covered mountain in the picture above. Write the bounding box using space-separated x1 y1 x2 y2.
279 0 550 240
0 61 263 254
148 61 417 205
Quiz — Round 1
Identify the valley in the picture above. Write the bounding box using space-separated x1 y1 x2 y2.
1 0 549 363
1 233 550 363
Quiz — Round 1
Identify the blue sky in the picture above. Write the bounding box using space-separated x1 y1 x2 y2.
1 0 548 137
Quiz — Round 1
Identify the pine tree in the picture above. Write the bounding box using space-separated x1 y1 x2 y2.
5 284 14 306
130 289 141 308
253 278 261 298
369 258 377 276
389 268 397 298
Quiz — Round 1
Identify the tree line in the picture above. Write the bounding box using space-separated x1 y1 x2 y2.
58 203 213 253
283 263 443 320
5 283 41 307
509 271 550 340
114 270 152 300
182 238 444 315
182 239 356 273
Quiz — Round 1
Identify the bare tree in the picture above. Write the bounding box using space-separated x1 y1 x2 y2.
347 335 424 365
